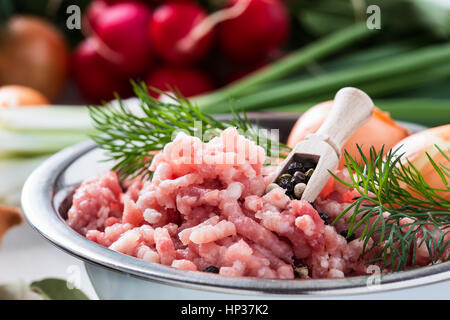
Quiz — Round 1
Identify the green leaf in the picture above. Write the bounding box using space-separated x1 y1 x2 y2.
30 279 90 300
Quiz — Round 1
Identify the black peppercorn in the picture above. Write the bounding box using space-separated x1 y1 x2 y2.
318 212 330 225
203 265 219 273
303 161 316 171
278 178 293 191
287 162 303 174
290 171 306 184
340 230 356 242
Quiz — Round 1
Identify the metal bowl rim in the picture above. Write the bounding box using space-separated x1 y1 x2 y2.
21 126 450 297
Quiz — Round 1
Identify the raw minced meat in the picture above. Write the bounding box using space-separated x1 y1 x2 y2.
67 127 447 279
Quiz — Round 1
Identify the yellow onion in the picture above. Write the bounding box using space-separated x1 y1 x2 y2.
393 124 450 200
0 16 69 101
0 85 49 108
287 100 410 168
0 205 22 245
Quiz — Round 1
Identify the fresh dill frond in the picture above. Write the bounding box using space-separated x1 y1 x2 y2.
89 81 290 181
331 145 450 271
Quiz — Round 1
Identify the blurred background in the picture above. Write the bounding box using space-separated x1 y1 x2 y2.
1 0 449 107
0 0 449 299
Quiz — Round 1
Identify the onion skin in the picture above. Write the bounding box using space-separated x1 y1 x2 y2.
0 85 49 107
287 100 410 168
0 16 69 101
393 124 450 200
0 206 23 245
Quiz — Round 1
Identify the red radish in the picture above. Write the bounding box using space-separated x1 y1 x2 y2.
146 67 214 98
149 3 213 66
85 0 152 33
84 0 108 32
217 0 289 63
72 38 132 103
95 1 153 76
103 0 150 4
150 0 193 2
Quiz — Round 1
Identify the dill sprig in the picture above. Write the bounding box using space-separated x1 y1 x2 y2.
89 81 290 180
331 145 450 271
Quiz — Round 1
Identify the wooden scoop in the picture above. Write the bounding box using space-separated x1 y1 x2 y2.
273 87 374 202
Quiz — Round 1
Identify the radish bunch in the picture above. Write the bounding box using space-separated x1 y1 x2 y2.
73 38 132 102
73 0 290 102
150 3 213 66
217 0 289 63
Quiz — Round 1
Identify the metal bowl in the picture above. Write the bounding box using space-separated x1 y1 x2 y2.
21 115 450 299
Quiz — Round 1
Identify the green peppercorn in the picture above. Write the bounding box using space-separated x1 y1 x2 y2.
305 168 314 178
277 173 292 183
277 173 294 191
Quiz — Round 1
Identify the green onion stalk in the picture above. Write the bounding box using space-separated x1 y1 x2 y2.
193 23 374 111
198 42 450 113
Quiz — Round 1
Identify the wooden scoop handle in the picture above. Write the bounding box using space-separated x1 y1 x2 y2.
316 87 374 156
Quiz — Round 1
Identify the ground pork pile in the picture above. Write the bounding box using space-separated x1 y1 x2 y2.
67 127 413 279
